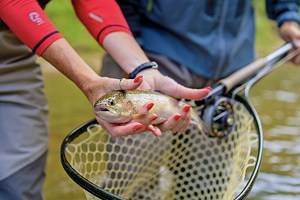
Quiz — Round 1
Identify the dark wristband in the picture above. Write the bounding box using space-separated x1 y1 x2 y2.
128 61 158 79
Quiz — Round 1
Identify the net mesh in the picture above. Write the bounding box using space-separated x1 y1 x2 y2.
65 101 257 200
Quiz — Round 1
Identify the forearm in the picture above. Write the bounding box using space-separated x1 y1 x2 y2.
102 32 150 74
42 38 99 94
0 0 62 55
72 0 149 74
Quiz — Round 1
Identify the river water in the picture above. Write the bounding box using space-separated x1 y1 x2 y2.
247 65 300 199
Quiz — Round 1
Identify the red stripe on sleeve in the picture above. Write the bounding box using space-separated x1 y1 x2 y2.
0 0 63 55
72 0 132 45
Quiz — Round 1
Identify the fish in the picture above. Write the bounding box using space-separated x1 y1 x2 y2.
94 90 202 126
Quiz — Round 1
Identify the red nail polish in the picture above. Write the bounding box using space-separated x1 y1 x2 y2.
174 114 181 121
134 124 144 131
145 103 154 110
150 115 158 121
134 75 143 83
183 105 191 113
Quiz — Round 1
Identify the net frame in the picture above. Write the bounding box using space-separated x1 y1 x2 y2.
60 94 263 200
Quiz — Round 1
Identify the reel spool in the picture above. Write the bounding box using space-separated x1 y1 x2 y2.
201 96 235 137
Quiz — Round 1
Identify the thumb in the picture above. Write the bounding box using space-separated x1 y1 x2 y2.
171 84 211 100
113 75 143 91
160 77 211 100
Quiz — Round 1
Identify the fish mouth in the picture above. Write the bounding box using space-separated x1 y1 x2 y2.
98 107 109 112
94 104 110 112
94 104 131 123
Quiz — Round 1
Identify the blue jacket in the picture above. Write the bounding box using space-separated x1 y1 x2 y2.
118 0 300 79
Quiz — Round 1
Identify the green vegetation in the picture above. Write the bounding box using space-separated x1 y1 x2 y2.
42 0 290 199
46 0 101 53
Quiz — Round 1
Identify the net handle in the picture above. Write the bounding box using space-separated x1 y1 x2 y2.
233 95 263 200
60 119 123 200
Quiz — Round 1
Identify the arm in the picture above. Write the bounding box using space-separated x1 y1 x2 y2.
71 0 210 99
71 0 210 134
0 0 148 136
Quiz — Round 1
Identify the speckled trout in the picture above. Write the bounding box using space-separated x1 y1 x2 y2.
94 90 203 127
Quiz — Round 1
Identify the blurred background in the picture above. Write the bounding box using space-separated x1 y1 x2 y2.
43 0 300 199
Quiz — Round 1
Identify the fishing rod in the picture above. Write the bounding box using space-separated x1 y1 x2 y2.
197 42 297 200
198 42 294 138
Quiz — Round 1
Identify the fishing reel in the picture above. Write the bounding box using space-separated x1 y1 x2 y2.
201 96 235 138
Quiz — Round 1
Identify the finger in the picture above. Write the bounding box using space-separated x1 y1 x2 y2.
292 55 300 65
160 77 211 100
132 102 155 124
292 39 300 48
112 75 143 91
172 105 192 132
134 113 159 125
147 125 162 137
172 119 185 133
137 102 155 115
280 22 300 48
181 104 192 118
159 113 182 132
99 119 146 137
178 115 192 132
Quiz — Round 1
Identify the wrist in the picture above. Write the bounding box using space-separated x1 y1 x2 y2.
128 61 159 79
80 76 106 104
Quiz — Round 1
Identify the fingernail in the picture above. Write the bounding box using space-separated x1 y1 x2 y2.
150 114 158 121
182 105 191 113
174 114 181 121
134 124 144 131
145 102 154 110
134 75 143 83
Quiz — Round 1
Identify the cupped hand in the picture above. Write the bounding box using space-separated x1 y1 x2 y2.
85 75 159 137
137 69 211 100
279 21 300 64
135 68 211 133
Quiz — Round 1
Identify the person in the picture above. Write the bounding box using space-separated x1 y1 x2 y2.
0 0 210 199
101 0 300 89
98 0 300 199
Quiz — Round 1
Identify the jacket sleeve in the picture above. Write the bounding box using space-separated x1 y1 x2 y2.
266 0 300 27
0 0 63 55
71 0 132 45
116 0 142 38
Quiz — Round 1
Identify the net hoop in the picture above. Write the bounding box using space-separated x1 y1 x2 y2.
60 94 263 200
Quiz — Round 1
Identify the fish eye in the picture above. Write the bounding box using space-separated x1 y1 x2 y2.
108 99 115 106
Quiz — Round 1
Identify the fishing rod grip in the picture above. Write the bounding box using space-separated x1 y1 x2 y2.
219 58 267 92
219 42 293 92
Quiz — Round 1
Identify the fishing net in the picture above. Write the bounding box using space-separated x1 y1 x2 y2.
64 100 258 200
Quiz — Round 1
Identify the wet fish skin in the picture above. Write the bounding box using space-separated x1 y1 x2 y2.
94 90 183 124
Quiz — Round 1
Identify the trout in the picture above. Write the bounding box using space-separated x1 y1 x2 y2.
94 90 203 128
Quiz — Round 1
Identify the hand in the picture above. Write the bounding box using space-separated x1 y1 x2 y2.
279 21 300 64
137 69 211 100
84 75 160 137
136 69 211 133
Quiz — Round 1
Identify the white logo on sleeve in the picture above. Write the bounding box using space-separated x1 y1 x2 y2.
28 12 44 25
89 12 104 23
